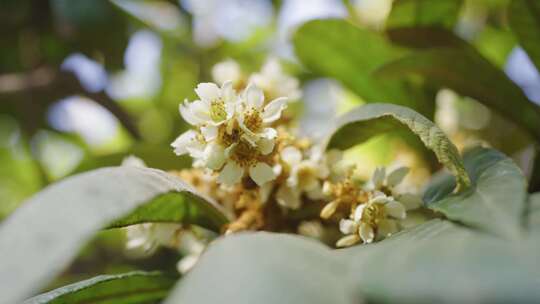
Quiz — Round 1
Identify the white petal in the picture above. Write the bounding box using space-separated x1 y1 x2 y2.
195 82 220 102
258 137 275 155
204 143 226 170
190 99 213 122
244 84 264 109
377 219 398 238
200 125 218 141
261 127 277 139
280 146 302 166
171 130 198 156
212 60 241 85
221 81 236 103
385 200 406 219
262 97 288 123
372 167 386 189
369 192 391 204
359 223 375 243
397 193 423 210
217 161 243 185
387 167 409 187
336 234 360 248
353 204 366 222
249 162 277 186
339 219 358 234
176 254 200 274
276 185 302 209
179 101 204 126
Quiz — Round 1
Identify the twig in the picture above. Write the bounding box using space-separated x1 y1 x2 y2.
0 67 141 139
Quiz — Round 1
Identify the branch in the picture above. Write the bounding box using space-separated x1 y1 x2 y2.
0 67 141 139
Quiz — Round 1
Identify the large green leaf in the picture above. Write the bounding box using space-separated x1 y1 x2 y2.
387 0 463 28
342 219 540 303
377 27 540 143
23 271 176 304
0 166 228 304
325 103 470 190
165 220 540 303
426 147 526 239
164 232 353 304
509 0 540 72
292 19 433 116
528 192 540 232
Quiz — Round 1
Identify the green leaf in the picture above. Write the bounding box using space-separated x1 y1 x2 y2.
73 144 192 174
426 147 527 239
110 0 186 38
23 271 176 304
342 219 540 303
387 0 463 28
0 166 228 303
165 221 540 303
377 27 540 143
325 103 470 191
528 192 540 232
164 232 353 304
292 19 433 116
509 0 540 72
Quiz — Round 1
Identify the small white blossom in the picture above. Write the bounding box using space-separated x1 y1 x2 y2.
276 146 329 209
212 59 243 87
366 166 423 210
336 192 406 247
125 223 181 255
249 57 301 101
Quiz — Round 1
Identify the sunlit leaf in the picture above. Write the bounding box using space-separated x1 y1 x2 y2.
426 147 526 239
377 27 540 143
23 271 176 304
0 166 228 303
387 0 463 28
110 0 186 38
509 0 540 72
325 103 470 191
293 19 433 116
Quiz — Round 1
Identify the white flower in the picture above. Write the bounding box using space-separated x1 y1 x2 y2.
179 81 236 129
366 166 423 210
249 57 301 101
276 146 329 209
237 84 288 143
217 157 277 186
212 59 243 86
172 82 288 187
125 223 181 255
176 230 206 274
336 192 407 247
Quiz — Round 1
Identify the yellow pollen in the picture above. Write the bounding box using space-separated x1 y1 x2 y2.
362 203 386 226
244 108 263 132
210 99 227 122
230 140 259 167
